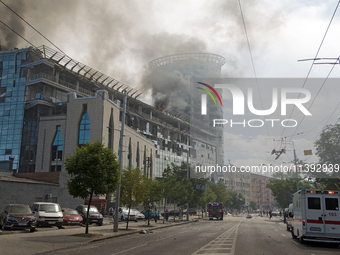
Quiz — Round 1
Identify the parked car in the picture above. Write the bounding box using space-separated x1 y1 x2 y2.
130 209 145 220
62 208 83 225
0 204 37 232
31 202 63 229
118 207 137 221
75 205 103 226
161 210 179 217
183 209 197 215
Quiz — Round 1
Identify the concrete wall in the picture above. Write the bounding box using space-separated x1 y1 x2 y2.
0 171 83 211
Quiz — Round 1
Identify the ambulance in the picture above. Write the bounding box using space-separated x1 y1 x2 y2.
208 202 223 220
291 189 340 243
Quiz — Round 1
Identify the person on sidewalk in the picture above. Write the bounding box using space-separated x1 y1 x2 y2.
269 209 272 219
165 208 169 222
178 208 182 220
109 206 114 220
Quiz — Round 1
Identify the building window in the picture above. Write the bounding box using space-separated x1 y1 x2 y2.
143 147 146 175
78 105 90 146
136 142 139 168
127 139 131 168
50 125 63 172
108 113 113 149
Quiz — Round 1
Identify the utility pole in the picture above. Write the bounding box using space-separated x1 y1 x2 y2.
272 138 299 192
186 136 189 221
113 90 127 232
292 141 299 192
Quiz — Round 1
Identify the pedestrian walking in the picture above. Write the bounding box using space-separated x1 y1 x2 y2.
279 210 282 217
109 206 114 220
269 209 272 219
165 208 169 222
179 208 182 220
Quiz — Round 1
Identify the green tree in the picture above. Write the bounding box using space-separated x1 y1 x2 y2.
65 141 120 234
141 176 163 225
160 164 193 222
314 124 340 189
266 171 313 208
120 167 144 229
249 200 257 211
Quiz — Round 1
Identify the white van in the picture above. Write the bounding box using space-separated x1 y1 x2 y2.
31 202 63 229
291 189 340 243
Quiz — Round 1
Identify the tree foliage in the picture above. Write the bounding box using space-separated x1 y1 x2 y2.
249 200 257 211
65 141 120 234
314 124 340 189
120 167 144 229
141 175 163 225
266 171 313 208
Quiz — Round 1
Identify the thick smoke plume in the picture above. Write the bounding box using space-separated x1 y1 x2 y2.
0 0 26 51
0 0 284 110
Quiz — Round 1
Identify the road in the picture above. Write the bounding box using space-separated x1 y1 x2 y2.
35 216 340 255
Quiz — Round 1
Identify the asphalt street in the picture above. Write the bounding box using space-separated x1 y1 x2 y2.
2 216 340 255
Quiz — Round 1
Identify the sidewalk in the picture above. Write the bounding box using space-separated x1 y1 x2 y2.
0 215 201 255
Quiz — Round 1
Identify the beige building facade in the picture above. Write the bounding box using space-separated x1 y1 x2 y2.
36 90 155 175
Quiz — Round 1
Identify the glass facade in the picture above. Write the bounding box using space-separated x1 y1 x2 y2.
78 105 90 146
0 49 28 172
51 125 63 172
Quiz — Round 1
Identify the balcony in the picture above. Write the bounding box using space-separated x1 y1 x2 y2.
26 72 95 97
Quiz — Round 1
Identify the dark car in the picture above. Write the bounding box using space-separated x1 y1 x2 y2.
62 208 83 225
0 204 37 232
161 210 179 217
76 205 103 226
183 209 197 215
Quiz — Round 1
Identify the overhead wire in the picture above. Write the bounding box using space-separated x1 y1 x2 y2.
280 0 340 139
0 0 67 55
0 20 35 47
238 0 270 137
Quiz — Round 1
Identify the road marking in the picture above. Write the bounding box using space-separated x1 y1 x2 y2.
111 229 189 255
292 240 299 246
192 220 243 255
282 234 285 236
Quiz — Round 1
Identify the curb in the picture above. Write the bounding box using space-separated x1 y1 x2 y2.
34 219 196 254
89 220 193 243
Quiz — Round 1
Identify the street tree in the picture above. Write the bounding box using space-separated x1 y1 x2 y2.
141 176 163 225
249 200 257 211
314 124 340 189
65 141 120 234
266 171 313 208
120 167 144 229
161 164 193 222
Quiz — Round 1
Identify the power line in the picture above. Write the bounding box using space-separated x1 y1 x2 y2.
0 0 66 55
288 60 338 141
0 20 35 47
280 0 340 139
238 0 270 137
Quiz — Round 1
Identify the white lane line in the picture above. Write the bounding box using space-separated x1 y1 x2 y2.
230 221 241 255
282 234 285 236
291 240 299 246
192 220 243 255
111 230 189 255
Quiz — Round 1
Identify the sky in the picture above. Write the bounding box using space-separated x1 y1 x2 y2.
1 0 340 169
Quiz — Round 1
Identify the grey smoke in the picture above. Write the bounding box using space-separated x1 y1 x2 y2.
0 0 26 51
0 0 284 109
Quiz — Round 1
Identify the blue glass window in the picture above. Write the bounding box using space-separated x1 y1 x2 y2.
51 126 63 172
78 108 90 145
